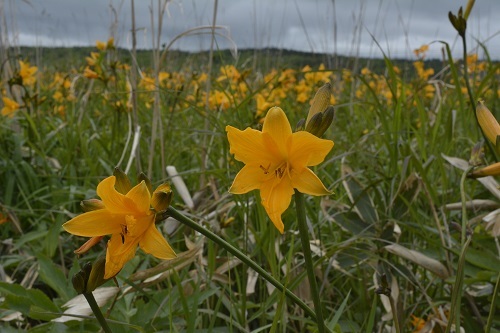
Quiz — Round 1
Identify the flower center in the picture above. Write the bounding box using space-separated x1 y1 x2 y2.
259 161 290 179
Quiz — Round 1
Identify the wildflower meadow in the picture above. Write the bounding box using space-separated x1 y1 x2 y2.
1 2 500 332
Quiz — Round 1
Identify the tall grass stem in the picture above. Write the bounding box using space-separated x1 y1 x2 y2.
294 190 326 333
165 206 331 330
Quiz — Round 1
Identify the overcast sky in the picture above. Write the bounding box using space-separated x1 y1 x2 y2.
3 0 500 60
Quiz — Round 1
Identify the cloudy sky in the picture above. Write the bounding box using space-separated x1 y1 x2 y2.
3 0 500 59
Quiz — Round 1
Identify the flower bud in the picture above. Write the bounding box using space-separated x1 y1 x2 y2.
71 258 111 294
72 271 87 294
80 199 105 212
305 106 335 137
448 7 467 37
86 257 110 292
305 112 323 134
469 162 500 178
113 167 132 194
295 118 306 132
152 183 173 212
469 141 484 167
306 82 332 126
476 100 500 147
463 0 475 20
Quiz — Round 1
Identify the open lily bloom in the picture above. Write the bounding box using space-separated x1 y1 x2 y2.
63 175 176 279
226 106 334 233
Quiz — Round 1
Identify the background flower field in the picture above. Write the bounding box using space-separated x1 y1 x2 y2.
1 4 500 333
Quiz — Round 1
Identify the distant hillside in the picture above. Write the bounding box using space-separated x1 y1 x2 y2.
9 46 447 78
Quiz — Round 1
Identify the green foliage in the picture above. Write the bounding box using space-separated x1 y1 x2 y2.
1 22 500 333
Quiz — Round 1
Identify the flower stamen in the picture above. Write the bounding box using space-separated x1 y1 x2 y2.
120 224 128 244
260 163 271 174
274 162 289 179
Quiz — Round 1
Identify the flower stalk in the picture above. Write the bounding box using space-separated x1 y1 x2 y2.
294 190 326 333
165 206 331 330
83 292 113 333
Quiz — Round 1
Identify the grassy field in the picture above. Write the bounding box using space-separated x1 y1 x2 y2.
1 6 500 333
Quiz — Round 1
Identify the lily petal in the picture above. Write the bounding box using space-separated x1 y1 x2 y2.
139 225 177 259
226 126 276 164
126 181 151 213
262 107 292 157
97 176 135 214
104 234 138 279
74 236 104 254
229 164 271 194
63 210 123 237
289 131 334 168
292 168 331 196
260 177 294 234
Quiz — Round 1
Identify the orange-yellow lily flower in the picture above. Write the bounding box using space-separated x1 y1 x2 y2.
19 60 37 86
1 97 20 117
226 106 334 233
63 176 176 279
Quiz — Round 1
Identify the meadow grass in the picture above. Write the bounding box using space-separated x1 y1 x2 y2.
1 7 500 333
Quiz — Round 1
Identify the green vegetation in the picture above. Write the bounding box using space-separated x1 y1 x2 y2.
1 5 500 333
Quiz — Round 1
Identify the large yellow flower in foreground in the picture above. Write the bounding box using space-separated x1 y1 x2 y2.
63 176 176 279
226 106 334 233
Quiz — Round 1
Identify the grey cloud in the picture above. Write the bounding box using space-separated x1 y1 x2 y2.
4 0 500 59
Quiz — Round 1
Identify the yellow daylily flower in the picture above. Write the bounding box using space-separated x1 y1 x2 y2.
96 40 107 51
63 176 176 279
83 67 99 79
19 60 37 86
226 106 334 233
1 97 20 117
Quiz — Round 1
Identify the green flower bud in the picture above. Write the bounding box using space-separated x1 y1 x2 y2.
152 183 173 212
295 118 306 132
305 106 335 137
86 257 110 292
305 112 323 135
72 271 86 294
306 82 332 126
448 7 467 37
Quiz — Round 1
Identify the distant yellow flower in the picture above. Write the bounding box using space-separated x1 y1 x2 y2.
63 175 176 278
255 94 272 118
106 37 115 49
96 40 107 51
86 52 100 66
226 107 334 233
140 75 156 91
1 97 20 117
19 60 37 86
83 67 99 79
413 44 429 58
53 91 64 102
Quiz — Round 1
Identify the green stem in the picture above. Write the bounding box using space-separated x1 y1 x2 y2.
461 31 499 162
294 190 326 333
83 292 113 333
484 271 500 333
461 36 475 109
445 167 473 333
165 206 328 329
